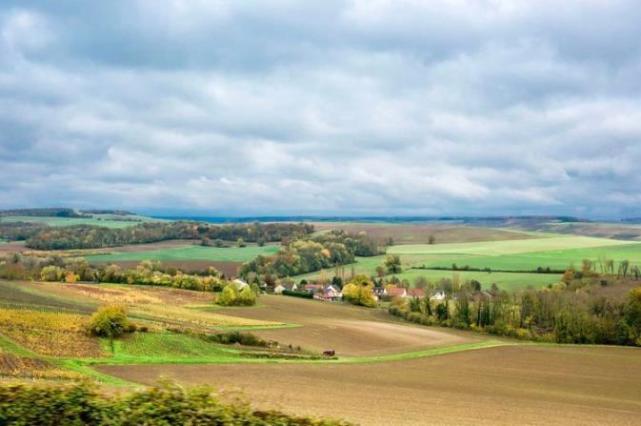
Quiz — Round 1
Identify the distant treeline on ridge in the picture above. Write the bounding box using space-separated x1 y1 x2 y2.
0 221 314 250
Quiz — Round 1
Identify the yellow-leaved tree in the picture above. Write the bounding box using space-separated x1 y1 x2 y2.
342 274 377 307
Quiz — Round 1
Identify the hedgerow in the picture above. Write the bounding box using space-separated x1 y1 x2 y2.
0 381 351 426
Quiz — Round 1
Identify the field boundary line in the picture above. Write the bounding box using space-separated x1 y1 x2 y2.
334 340 511 364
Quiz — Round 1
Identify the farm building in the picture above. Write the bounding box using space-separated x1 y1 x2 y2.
407 288 425 298
386 286 407 299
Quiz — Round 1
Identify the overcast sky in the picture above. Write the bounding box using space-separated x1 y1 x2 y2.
1 1 641 218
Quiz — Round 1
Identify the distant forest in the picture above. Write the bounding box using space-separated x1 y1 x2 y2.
0 208 135 217
0 221 314 250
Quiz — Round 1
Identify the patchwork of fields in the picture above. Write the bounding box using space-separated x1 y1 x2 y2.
312 222 535 244
0 278 640 425
296 235 641 291
100 344 641 426
85 243 280 277
2 219 641 425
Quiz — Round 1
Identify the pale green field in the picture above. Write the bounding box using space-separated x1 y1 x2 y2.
427 242 641 272
0 215 163 228
387 236 633 257
293 236 636 291
87 244 280 263
389 269 560 291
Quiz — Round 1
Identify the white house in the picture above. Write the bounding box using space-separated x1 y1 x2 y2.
430 290 446 301
324 285 341 300
274 284 286 294
232 279 249 291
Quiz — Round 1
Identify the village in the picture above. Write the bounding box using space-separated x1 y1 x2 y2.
271 280 448 303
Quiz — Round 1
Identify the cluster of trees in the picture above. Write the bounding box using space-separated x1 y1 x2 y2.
341 275 377 307
0 222 45 241
240 231 380 279
0 255 227 292
389 265 641 346
0 221 313 250
0 381 346 426
216 283 259 306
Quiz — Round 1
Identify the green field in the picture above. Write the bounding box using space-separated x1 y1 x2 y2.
87 244 280 263
426 242 641 271
0 214 163 228
292 236 638 290
107 332 238 363
386 236 633 257
390 269 560 291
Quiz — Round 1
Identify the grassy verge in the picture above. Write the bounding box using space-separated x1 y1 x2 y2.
0 333 38 357
335 340 510 364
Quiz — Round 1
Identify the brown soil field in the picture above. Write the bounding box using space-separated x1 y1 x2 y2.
100 344 641 426
221 295 475 355
312 223 534 245
532 222 641 240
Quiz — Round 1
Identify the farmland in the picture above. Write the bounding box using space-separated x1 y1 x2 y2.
0 214 162 228
1 220 641 425
100 344 641 426
311 222 535 244
427 242 641 271
86 244 279 264
0 276 639 425
293 235 641 291
83 243 280 277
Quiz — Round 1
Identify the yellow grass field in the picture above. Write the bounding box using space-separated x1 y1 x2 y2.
0 308 102 357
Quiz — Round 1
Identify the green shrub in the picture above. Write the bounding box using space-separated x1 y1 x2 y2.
205 331 269 347
0 381 350 425
238 286 257 306
87 305 133 338
40 265 65 282
282 289 313 299
216 285 257 306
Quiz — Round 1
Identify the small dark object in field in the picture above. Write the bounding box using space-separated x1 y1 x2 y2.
323 349 335 357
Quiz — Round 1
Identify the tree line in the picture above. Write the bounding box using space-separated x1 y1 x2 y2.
389 262 641 346
0 221 313 250
240 230 380 279
0 255 228 293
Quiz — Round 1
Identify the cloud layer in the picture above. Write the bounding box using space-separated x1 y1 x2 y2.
2 0 641 217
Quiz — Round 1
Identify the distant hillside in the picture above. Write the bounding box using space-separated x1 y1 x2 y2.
0 208 88 218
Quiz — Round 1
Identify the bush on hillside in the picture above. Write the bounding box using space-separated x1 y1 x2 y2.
215 284 257 306
205 331 269 347
87 305 134 338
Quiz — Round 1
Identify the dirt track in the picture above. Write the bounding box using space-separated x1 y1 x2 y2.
100 344 641 426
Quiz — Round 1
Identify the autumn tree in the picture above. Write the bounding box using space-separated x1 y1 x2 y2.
384 255 402 274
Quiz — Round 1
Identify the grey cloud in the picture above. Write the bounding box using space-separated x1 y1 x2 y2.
1 1 641 217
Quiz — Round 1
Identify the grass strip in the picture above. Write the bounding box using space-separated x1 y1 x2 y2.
334 340 510 364
0 333 39 357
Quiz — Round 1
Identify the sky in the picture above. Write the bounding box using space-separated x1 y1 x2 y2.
1 0 641 218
